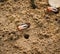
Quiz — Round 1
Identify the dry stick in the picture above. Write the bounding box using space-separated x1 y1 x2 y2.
30 0 37 9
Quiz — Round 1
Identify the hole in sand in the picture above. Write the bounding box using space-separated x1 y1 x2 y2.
24 34 29 39
55 18 58 21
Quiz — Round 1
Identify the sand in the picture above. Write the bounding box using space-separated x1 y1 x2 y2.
0 0 60 54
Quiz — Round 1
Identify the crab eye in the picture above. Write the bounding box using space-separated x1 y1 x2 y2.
23 25 28 28
52 8 58 11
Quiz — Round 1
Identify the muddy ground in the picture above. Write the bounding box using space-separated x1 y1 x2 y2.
0 0 60 54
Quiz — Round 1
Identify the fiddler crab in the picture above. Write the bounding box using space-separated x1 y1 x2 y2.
17 23 30 31
47 7 59 13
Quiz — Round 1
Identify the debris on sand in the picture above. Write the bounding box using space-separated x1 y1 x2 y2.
17 23 30 31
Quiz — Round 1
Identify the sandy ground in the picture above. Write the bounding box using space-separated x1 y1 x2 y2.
0 0 60 54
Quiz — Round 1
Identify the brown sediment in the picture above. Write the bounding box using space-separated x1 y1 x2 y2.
0 0 60 54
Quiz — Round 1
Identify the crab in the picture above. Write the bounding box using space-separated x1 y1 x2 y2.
17 23 30 31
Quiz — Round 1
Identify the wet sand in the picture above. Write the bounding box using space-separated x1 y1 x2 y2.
0 0 60 54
